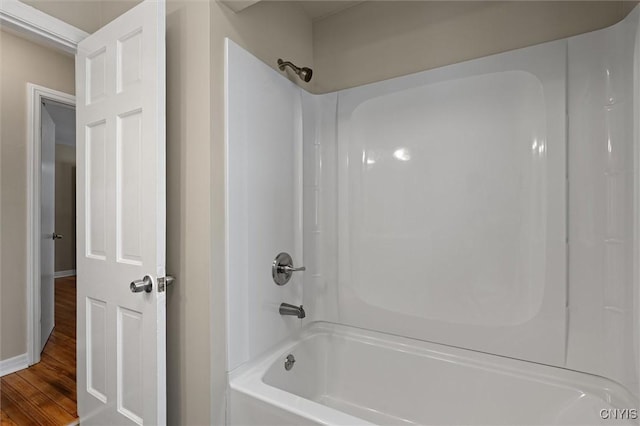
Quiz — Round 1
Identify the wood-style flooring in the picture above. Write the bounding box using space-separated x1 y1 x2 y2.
1 276 78 425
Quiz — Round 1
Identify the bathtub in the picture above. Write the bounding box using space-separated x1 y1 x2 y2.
228 322 638 425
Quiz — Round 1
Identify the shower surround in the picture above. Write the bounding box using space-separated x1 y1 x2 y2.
225 7 640 425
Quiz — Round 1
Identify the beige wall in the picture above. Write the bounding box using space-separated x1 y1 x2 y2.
0 30 75 360
54 144 76 272
312 1 636 93
165 1 211 425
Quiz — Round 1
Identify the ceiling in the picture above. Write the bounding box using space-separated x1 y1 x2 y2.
227 0 365 21
296 1 365 21
43 101 75 147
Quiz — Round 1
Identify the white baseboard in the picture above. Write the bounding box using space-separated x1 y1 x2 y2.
54 269 76 278
0 353 28 377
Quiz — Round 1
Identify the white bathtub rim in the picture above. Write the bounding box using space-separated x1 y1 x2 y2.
230 377 377 426
228 324 373 425
229 321 638 423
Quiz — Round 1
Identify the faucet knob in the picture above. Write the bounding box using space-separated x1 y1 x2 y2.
272 252 305 285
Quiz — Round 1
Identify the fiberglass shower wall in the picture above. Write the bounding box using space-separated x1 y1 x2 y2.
304 40 567 365
225 7 640 399
566 10 639 394
302 8 640 398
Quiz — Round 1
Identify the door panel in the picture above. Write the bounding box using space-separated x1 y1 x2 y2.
76 1 166 424
86 120 107 259
40 105 55 352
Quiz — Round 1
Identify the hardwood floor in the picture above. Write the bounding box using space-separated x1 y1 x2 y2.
1 276 78 425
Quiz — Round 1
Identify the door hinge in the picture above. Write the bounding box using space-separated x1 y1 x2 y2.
158 275 175 292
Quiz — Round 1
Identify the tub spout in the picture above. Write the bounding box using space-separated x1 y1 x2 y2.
279 303 305 319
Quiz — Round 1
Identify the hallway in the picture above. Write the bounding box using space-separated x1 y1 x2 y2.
1 277 77 425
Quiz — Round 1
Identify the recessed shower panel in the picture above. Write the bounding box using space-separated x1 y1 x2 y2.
335 41 567 365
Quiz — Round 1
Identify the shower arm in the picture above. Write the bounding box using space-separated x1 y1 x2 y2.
278 59 298 72
277 58 313 83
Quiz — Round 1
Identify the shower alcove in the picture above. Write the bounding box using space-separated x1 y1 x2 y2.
225 6 640 425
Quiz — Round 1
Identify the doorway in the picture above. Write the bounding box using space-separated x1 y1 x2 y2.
25 84 75 366
40 99 76 352
0 86 79 424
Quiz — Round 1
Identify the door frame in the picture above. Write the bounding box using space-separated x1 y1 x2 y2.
0 0 87 53
26 83 75 365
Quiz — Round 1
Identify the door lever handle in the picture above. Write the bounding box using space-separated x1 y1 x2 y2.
130 275 153 293
52 233 63 240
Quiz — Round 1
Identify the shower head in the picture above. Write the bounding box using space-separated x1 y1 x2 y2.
277 59 313 83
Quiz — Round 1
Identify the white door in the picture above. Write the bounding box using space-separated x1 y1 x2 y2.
40 105 56 352
76 1 166 424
